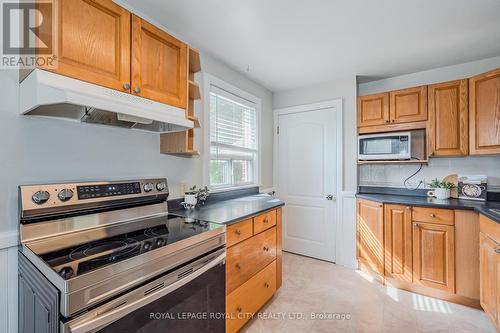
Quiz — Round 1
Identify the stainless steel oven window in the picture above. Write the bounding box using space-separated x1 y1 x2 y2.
62 249 226 333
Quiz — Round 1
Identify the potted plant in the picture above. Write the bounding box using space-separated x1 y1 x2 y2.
427 179 456 200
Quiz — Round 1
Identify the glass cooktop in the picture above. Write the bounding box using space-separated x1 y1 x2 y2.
39 215 220 280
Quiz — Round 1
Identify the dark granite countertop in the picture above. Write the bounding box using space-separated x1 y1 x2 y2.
356 193 500 223
169 193 285 225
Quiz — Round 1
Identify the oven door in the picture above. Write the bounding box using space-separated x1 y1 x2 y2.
62 248 225 333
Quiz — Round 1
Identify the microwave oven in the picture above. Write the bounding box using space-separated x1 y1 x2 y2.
358 131 411 160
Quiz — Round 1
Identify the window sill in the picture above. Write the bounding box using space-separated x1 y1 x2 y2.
209 183 261 194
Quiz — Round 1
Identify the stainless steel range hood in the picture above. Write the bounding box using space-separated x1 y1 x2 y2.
19 70 193 133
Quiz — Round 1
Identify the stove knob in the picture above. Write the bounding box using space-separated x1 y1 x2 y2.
59 266 74 279
32 191 50 205
156 238 165 247
143 242 152 251
143 183 154 193
156 182 167 192
58 189 74 202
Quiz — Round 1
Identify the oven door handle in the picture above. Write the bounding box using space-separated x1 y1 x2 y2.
62 251 226 333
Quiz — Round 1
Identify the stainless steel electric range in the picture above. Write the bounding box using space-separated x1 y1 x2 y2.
18 178 226 333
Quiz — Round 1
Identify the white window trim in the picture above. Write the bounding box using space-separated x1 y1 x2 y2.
202 73 262 192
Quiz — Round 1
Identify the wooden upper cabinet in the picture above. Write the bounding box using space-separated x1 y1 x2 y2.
357 93 390 127
356 199 384 276
132 16 187 108
480 232 498 327
384 205 412 282
469 68 500 155
412 222 455 293
390 86 428 124
41 0 131 92
428 80 469 156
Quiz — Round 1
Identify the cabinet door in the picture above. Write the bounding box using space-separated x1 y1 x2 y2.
413 222 455 292
428 80 469 156
132 16 187 108
390 86 428 124
384 205 412 282
469 68 500 155
357 93 390 127
357 199 384 275
41 0 131 92
480 232 498 326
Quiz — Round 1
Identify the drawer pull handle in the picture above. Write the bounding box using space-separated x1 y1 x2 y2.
430 214 436 218
236 263 241 270
263 246 270 252
236 306 242 313
263 218 269 224
235 229 241 236
264 282 270 288
495 248 500 254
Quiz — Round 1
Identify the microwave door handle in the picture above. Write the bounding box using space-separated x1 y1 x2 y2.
63 252 226 333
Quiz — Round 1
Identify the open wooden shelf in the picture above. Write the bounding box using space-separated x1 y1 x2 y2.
358 160 428 165
189 80 201 100
161 47 202 157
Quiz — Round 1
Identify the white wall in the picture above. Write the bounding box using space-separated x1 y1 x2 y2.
0 4 273 330
273 76 358 269
358 56 500 190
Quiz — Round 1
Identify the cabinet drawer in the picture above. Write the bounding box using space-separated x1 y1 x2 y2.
226 261 277 333
412 207 454 225
227 219 253 247
253 210 277 234
226 227 277 294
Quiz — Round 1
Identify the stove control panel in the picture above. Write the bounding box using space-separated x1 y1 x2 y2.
20 179 169 214
78 182 142 200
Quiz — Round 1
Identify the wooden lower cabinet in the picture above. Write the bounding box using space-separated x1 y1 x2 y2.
357 199 384 277
412 222 455 293
226 261 277 333
357 199 484 309
384 204 413 282
226 208 282 333
479 215 500 330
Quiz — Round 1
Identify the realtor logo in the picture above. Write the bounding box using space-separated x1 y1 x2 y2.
1 1 57 69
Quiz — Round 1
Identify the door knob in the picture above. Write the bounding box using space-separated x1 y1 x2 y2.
326 194 335 201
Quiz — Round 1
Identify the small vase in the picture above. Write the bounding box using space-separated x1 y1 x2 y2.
427 188 451 200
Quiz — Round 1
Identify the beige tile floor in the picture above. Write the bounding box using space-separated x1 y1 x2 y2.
241 252 496 333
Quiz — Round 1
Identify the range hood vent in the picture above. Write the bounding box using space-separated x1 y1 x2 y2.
19 70 193 133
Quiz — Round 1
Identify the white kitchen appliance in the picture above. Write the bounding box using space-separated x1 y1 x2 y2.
358 131 411 160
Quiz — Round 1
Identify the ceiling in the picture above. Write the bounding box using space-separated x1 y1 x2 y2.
121 0 500 92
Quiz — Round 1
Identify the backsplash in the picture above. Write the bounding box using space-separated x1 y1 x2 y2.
359 155 500 191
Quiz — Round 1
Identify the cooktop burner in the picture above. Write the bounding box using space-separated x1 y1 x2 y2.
40 215 214 279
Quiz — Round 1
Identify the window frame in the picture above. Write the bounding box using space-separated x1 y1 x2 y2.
203 73 262 191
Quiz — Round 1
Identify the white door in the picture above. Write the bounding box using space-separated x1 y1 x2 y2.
276 106 338 262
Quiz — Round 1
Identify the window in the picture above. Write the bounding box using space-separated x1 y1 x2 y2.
208 84 259 189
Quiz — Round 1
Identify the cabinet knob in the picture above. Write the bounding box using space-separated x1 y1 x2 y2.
391 119 395 123
235 263 241 270
430 214 436 218
263 246 270 252
236 306 242 313
134 87 141 94
414 223 420 228
385 120 390 124
235 229 241 236
263 218 269 224
264 282 270 288
123 83 130 90
495 248 500 254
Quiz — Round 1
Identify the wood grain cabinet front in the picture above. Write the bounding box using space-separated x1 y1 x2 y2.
356 199 384 277
253 210 277 235
226 219 253 247
40 0 131 91
412 222 455 293
357 93 390 127
389 86 428 124
226 227 277 294
226 261 277 333
469 68 500 155
428 79 469 156
384 204 413 282
131 16 187 108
